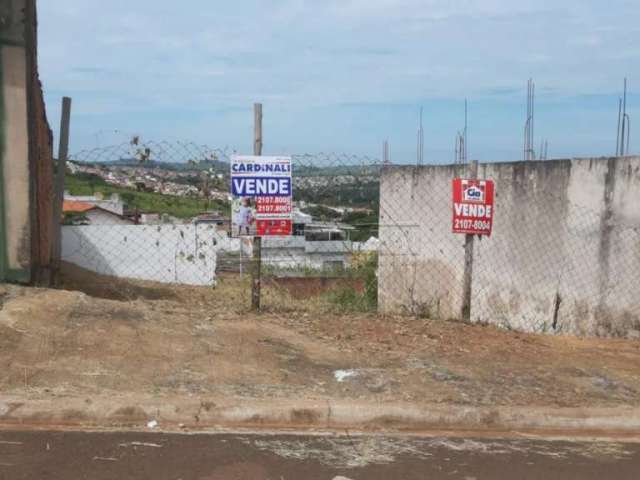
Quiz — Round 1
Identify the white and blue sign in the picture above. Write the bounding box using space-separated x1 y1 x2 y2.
231 177 291 197
230 155 293 237
231 156 292 196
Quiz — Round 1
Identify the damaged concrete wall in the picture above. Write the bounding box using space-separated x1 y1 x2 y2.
0 0 54 283
61 224 220 286
378 157 640 337
0 0 31 281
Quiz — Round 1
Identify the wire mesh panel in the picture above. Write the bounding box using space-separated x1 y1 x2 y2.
378 164 467 318
60 140 640 337
63 140 382 312
378 158 640 337
61 223 224 286
470 159 640 336
257 153 382 312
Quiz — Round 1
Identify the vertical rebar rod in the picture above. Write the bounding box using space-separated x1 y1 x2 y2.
616 97 623 156
624 114 631 156
464 98 468 164
544 140 548 160
622 78 628 155
530 79 536 160
417 107 424 165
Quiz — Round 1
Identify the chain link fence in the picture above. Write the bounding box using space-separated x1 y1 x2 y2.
469 169 640 337
378 160 640 337
59 140 640 337
62 139 380 312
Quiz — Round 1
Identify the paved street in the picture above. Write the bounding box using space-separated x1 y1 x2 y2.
0 430 638 479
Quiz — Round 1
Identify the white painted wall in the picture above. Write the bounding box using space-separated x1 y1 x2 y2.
61 223 354 283
62 224 224 286
379 157 640 336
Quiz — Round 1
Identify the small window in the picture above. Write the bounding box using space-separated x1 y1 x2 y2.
323 260 344 273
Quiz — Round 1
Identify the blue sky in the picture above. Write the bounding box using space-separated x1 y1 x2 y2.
39 0 639 163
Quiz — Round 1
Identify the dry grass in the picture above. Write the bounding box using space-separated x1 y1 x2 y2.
0 263 637 411
59 262 367 317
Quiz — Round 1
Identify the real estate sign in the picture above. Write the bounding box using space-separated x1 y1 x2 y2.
452 178 494 236
230 155 293 237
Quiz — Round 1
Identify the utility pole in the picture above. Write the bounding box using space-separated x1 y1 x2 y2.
251 103 263 311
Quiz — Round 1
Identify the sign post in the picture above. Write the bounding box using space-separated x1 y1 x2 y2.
52 96 72 285
232 103 294 310
452 161 495 321
252 103 262 311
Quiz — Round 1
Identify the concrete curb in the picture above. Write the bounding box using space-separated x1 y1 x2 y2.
1 397 639 434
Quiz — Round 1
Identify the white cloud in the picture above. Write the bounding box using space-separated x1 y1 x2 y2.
37 0 639 157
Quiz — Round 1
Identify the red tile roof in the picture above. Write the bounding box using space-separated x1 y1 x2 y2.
63 200 96 213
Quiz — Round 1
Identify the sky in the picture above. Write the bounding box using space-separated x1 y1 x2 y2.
38 0 639 163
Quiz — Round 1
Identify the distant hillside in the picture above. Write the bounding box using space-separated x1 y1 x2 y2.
87 158 231 174
293 163 381 177
66 172 228 219
75 158 381 177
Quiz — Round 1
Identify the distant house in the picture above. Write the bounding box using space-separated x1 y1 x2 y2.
62 200 134 225
291 207 355 240
192 211 229 232
292 209 312 236
304 222 355 241
64 192 125 216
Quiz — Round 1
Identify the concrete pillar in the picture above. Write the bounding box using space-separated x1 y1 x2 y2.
0 0 31 282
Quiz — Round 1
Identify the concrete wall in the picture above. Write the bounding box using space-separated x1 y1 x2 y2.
62 224 222 286
0 0 31 280
0 0 54 284
378 163 466 318
379 157 640 337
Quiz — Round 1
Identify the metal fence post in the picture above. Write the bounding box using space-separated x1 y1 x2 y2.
251 103 263 311
461 160 478 321
52 96 71 284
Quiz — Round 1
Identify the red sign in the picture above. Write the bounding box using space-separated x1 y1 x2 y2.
255 197 292 235
256 219 292 236
452 178 494 236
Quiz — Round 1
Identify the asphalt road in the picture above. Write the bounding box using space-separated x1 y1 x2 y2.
0 430 638 479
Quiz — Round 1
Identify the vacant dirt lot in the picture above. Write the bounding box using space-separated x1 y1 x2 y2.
0 264 638 420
